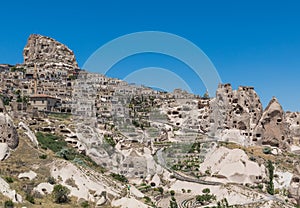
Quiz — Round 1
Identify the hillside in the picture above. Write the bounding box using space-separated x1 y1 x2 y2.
0 34 299 208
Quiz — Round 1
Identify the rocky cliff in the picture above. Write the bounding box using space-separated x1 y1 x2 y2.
22 34 78 77
0 99 19 160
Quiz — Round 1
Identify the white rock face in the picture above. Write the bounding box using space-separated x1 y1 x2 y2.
274 171 293 189
19 122 38 147
200 146 266 184
0 143 9 160
168 181 267 207
220 129 249 146
0 99 19 150
150 173 161 187
51 160 120 202
33 182 54 195
0 177 22 203
112 197 148 208
96 196 106 206
23 34 78 74
130 186 144 198
18 170 37 180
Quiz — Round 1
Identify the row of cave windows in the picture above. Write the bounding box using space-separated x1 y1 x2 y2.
0 133 12 143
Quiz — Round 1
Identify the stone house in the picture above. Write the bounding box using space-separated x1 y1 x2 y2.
29 94 60 111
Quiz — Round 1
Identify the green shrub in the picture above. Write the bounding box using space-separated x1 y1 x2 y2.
263 147 272 154
104 135 116 147
4 200 14 208
202 188 210 194
39 154 47 159
170 190 175 196
25 194 35 204
110 173 128 183
157 187 164 195
80 200 90 208
52 184 70 204
5 177 14 183
48 176 56 185
56 148 76 160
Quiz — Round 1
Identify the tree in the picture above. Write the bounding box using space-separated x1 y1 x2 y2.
169 196 178 208
170 190 175 196
266 160 275 195
202 188 210 194
52 184 70 203
158 187 164 195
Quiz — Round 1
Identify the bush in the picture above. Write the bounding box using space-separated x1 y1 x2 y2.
170 190 175 196
52 184 70 203
169 196 178 208
157 187 164 195
196 192 216 205
39 154 47 159
263 147 272 154
104 135 116 147
56 148 76 160
5 177 14 183
110 173 128 183
80 200 90 208
4 200 14 208
25 194 35 204
48 176 56 185
202 188 210 194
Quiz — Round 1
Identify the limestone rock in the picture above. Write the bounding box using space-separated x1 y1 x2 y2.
19 122 38 147
199 146 266 184
0 143 9 161
0 176 22 202
33 182 54 195
288 175 300 204
23 34 78 77
207 84 262 137
96 196 107 206
18 170 37 180
0 99 19 150
286 112 300 146
254 97 290 149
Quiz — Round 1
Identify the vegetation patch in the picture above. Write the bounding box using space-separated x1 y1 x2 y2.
36 132 67 152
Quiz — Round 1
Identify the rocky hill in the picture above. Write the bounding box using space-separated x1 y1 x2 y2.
0 34 299 208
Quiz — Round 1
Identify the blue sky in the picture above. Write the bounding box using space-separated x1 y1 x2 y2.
0 0 300 111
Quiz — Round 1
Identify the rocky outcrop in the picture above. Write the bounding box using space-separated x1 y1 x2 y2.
199 146 266 184
206 83 263 137
0 99 19 151
286 112 300 148
254 97 290 149
289 175 300 205
0 176 22 202
22 34 78 78
19 122 38 147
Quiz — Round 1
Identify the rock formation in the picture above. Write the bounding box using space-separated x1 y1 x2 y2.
254 97 290 149
204 83 263 138
22 34 78 78
0 99 19 153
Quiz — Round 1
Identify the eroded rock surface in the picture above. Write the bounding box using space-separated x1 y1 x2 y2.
22 34 78 77
0 99 19 151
